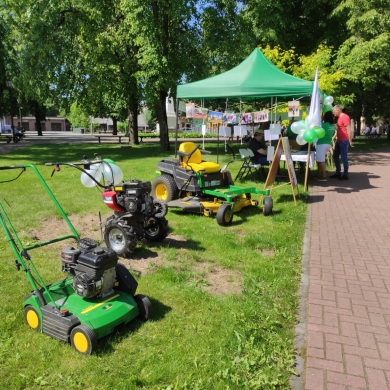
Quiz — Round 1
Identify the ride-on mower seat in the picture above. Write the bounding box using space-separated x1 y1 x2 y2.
178 142 221 174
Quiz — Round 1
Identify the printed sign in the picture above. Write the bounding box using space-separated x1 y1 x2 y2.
254 110 269 123
288 101 300 117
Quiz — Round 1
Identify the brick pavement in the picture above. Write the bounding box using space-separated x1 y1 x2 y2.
303 146 390 389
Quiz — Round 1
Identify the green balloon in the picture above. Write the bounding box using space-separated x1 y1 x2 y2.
103 158 116 164
303 128 317 143
313 126 325 138
323 105 332 113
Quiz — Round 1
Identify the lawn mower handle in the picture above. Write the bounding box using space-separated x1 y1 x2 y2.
0 165 27 170
45 155 111 188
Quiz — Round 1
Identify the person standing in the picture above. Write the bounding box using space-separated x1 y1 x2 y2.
315 111 335 181
330 105 353 180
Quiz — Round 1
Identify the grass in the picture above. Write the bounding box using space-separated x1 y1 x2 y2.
352 134 390 151
0 140 310 389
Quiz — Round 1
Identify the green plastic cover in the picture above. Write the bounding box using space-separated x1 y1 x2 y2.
177 48 313 101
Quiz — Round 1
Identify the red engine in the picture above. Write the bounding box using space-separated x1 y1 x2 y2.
102 190 123 212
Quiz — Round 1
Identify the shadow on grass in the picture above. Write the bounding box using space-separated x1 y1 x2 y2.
96 295 172 356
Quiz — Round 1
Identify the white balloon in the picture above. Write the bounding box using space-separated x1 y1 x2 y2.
305 114 317 129
291 120 306 134
296 133 307 146
80 164 103 188
101 162 124 185
324 96 334 105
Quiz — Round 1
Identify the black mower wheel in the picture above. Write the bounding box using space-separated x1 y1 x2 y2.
144 217 168 242
134 294 152 321
153 199 168 218
70 325 97 355
216 204 233 226
152 175 178 202
263 196 273 216
24 305 41 331
104 222 136 257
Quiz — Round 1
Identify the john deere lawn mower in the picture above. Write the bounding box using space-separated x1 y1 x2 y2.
151 142 273 226
46 155 169 258
0 164 151 355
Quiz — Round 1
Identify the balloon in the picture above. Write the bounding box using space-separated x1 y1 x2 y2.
291 120 306 134
296 133 307 145
324 96 334 105
323 105 333 113
303 128 317 143
313 126 325 138
103 158 116 164
305 114 317 129
80 164 103 188
101 162 124 185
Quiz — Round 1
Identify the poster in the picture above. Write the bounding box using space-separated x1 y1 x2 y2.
186 103 208 119
194 107 208 119
239 113 253 124
223 113 237 124
208 111 223 122
288 101 300 117
254 110 269 123
186 103 195 118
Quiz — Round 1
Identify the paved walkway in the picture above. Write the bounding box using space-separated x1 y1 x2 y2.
303 146 390 389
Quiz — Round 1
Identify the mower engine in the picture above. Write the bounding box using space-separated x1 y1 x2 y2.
61 245 118 299
102 180 162 217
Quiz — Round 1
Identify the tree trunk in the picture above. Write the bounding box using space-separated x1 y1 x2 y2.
34 100 43 136
128 98 139 144
157 90 170 151
112 117 118 135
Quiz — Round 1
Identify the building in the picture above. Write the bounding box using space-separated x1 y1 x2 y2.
2 116 69 132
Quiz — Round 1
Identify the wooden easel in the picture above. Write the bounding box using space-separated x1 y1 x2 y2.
264 137 299 204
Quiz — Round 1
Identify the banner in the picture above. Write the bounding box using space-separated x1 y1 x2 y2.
186 104 208 119
254 110 269 123
223 113 237 124
208 111 223 122
194 107 208 119
288 101 300 118
186 103 195 118
239 113 253 124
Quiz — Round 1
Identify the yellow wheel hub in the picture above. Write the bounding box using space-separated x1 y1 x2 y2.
73 332 89 353
155 183 168 201
26 309 39 329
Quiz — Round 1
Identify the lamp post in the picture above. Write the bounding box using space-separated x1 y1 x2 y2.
6 80 15 142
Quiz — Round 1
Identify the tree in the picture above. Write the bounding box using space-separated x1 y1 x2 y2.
333 0 390 123
122 0 204 151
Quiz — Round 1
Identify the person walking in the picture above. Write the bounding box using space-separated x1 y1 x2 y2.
330 105 353 180
315 111 335 181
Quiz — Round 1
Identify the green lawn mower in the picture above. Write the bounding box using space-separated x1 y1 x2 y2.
151 142 273 226
0 164 151 355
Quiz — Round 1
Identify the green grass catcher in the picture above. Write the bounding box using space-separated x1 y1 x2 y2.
0 164 151 355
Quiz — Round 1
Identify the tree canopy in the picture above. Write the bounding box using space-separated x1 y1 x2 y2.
1 0 389 146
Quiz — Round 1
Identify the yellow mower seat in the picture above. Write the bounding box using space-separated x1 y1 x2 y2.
179 142 221 174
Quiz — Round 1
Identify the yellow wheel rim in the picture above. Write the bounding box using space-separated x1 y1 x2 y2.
26 309 39 329
224 209 232 223
73 332 89 353
155 183 168 201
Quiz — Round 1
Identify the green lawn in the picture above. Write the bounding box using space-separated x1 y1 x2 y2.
0 141 310 389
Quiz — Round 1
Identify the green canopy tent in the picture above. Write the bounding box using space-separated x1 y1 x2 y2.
177 48 313 101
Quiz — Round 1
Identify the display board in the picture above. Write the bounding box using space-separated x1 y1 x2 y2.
264 137 299 204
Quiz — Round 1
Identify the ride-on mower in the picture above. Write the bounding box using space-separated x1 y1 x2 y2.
0 164 151 355
151 142 273 226
46 155 169 258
